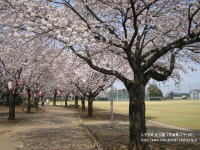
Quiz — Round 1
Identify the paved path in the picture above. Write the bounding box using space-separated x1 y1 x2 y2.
0 106 95 150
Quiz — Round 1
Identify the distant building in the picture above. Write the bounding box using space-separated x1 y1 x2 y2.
148 97 163 101
167 91 189 100
190 89 200 100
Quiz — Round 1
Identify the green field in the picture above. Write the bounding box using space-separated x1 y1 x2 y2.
92 100 200 130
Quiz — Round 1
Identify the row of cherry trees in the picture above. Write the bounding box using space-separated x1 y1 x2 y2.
0 22 114 120
0 32 62 118
47 50 115 117
71 62 115 116
1 0 200 149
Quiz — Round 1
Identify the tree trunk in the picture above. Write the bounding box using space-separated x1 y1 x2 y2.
41 96 44 106
6 94 9 105
81 98 86 111
22 96 26 112
75 96 78 109
87 98 93 117
53 93 57 106
8 90 15 120
27 89 31 113
65 96 68 107
127 82 146 150
22 97 25 112
34 97 39 112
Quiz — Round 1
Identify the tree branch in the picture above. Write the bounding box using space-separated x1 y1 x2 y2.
188 5 200 35
137 0 160 16
61 0 91 29
128 0 138 49
81 0 119 39
70 46 131 85
144 51 177 83
142 32 200 72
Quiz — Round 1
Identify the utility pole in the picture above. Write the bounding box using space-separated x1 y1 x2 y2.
110 85 114 127
116 88 119 105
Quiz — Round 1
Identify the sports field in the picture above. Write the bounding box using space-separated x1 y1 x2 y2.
51 100 200 130
92 100 200 130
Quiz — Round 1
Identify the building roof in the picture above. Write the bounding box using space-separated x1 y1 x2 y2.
169 92 189 97
189 89 200 93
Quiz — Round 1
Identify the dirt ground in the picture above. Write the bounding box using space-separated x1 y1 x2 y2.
78 107 200 150
0 105 199 150
0 106 95 150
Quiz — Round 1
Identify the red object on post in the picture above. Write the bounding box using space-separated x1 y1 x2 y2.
57 90 60 96
30 90 33 96
34 93 37 98
38 91 42 97
8 82 13 91
22 89 27 97
18 79 25 88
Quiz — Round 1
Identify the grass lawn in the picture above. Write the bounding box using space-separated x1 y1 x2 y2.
92 100 200 130
49 100 200 130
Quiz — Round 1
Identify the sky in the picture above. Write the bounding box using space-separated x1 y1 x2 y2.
159 69 200 95
113 64 200 95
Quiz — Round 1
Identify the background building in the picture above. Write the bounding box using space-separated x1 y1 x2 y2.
166 91 189 100
190 89 200 100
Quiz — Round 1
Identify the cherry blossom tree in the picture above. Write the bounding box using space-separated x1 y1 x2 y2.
0 30 33 118
19 39 54 112
72 64 115 116
47 1 200 149
46 50 77 106
2 0 200 149
0 28 63 114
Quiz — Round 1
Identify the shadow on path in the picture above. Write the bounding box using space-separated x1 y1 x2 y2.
0 106 95 150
